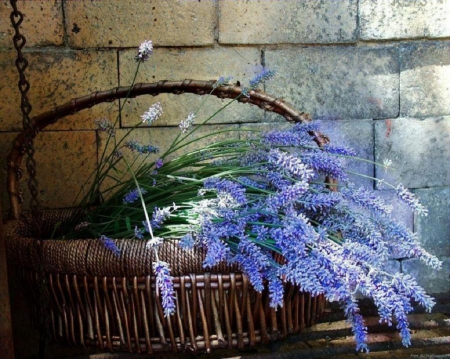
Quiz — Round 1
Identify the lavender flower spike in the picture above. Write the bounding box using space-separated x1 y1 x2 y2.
153 260 176 316
249 69 276 89
396 184 428 216
100 235 121 256
135 40 153 62
123 187 147 204
179 113 195 133
141 102 163 124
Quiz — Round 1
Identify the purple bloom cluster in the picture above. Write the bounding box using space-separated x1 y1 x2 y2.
94 118 115 137
153 260 176 317
125 140 159 154
396 184 428 216
100 235 120 256
123 187 147 204
141 102 163 124
179 113 195 133
179 121 440 351
135 40 153 62
249 69 276 88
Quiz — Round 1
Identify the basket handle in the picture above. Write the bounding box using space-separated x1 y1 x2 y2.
7 79 330 220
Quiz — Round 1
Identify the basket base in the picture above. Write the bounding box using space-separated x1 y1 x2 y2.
19 269 325 354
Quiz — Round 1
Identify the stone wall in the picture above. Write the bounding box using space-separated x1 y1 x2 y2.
0 0 449 296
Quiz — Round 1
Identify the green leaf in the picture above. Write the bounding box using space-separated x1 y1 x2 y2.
125 217 132 232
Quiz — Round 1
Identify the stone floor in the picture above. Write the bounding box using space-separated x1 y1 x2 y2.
14 311 450 359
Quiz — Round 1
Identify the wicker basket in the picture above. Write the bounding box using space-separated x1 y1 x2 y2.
5 80 327 354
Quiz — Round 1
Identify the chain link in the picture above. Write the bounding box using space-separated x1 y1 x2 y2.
10 0 41 215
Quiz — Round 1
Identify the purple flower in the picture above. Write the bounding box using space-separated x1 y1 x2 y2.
268 148 313 181
141 102 163 124
179 113 195 133
179 233 195 250
151 205 174 228
134 226 144 239
100 235 120 256
204 178 247 206
153 260 176 316
94 118 115 136
396 184 428 216
125 140 159 154
213 76 233 88
155 158 164 169
135 40 153 62
249 69 276 88
123 187 147 204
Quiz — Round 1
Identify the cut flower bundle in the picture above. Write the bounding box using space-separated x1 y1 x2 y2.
62 41 441 352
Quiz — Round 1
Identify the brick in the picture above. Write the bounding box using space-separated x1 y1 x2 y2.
360 0 450 40
219 0 357 44
265 46 399 119
1 131 97 211
65 0 215 48
402 257 450 295
118 47 263 127
400 41 450 117
0 0 64 48
413 187 450 257
374 117 450 188
0 50 118 131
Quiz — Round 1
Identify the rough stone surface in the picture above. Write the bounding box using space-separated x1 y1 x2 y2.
374 117 450 188
400 41 450 117
119 47 263 127
413 187 450 258
0 50 118 131
65 0 215 48
402 257 450 295
0 0 64 48
360 0 450 40
219 0 357 44
265 46 399 119
1 131 97 211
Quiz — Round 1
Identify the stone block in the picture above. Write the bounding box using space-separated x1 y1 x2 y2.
360 0 450 40
1 131 97 211
118 47 263 127
0 0 64 48
265 46 399 119
400 41 450 117
374 117 450 188
0 50 118 131
413 187 450 257
65 0 215 48
219 0 357 44
402 257 450 295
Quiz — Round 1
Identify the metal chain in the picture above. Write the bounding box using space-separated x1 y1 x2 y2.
10 2 48 358
9 0 41 214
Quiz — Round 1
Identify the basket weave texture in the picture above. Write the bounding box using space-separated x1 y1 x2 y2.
5 80 326 353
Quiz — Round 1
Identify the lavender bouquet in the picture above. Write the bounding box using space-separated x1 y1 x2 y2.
64 41 441 352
